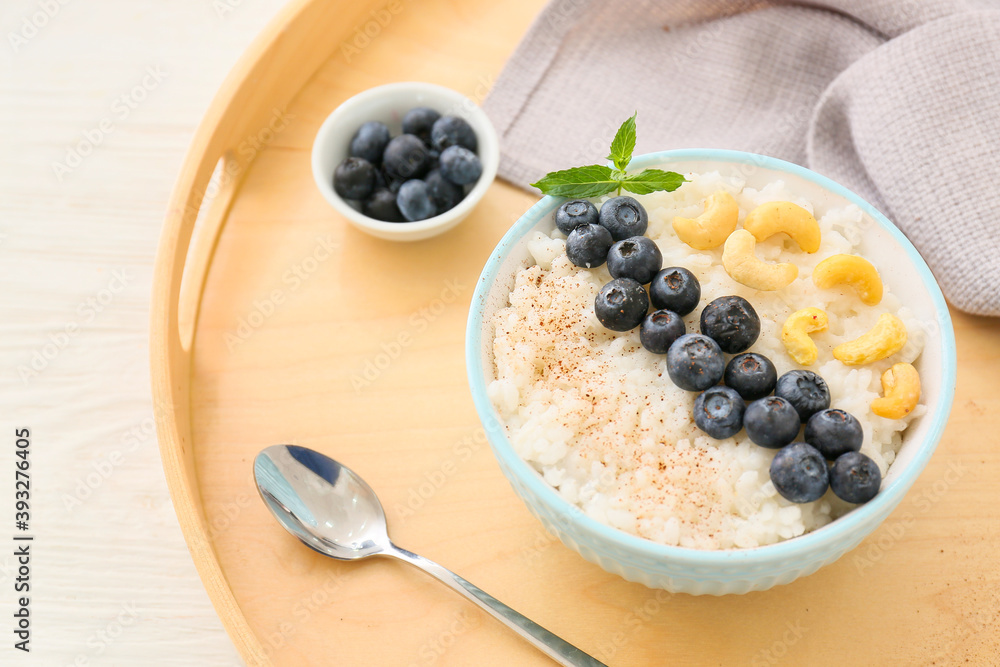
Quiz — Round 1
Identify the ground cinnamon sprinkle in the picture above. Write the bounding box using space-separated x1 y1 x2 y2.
489 177 924 549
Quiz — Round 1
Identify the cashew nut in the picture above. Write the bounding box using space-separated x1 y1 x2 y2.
781 307 828 365
722 229 798 291
743 201 821 253
871 363 921 419
672 191 739 250
833 313 907 365
812 254 883 306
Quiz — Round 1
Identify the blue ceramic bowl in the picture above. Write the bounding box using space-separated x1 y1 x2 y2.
466 150 956 595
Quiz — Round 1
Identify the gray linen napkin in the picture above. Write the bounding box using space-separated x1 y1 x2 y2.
483 0 1000 316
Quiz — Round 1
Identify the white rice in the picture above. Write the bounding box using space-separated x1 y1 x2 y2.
488 171 926 550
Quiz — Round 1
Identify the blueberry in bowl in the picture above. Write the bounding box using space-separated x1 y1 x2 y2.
640 309 685 354
769 442 830 504
776 370 831 422
594 278 649 332
312 82 499 241
349 120 391 165
649 266 701 316
333 157 377 201
829 451 882 504
607 236 662 284
438 145 482 186
401 107 440 145
744 396 801 449
599 196 648 241
805 409 863 460
694 386 745 439
700 295 760 354
666 333 725 392
724 352 777 401
566 223 613 269
554 199 599 235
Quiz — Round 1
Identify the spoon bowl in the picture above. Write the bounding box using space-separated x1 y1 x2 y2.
255 445 388 559
253 444 606 667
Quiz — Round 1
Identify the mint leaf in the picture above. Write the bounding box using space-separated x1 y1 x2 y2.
620 169 686 195
530 165 620 198
531 113 685 199
606 112 637 172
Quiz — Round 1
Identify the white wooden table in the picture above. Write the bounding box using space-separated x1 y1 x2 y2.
0 2 290 663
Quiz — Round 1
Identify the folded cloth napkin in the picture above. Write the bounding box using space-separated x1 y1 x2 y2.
483 0 1000 316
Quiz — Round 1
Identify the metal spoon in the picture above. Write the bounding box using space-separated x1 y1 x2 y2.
254 444 606 667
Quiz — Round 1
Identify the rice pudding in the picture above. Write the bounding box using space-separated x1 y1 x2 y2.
488 171 926 550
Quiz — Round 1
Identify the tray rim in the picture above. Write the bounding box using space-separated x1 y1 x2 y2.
148 0 399 663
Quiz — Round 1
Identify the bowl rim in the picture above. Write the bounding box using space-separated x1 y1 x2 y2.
466 148 957 566
310 81 500 239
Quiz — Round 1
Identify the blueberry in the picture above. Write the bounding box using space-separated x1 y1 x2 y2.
743 396 801 449
396 179 436 221
607 236 662 284
595 278 649 332
805 409 863 460
384 170 405 193
426 148 441 171
431 115 477 152
554 199 599 235
829 451 881 504
401 107 440 146
724 352 777 401
699 295 760 354
333 157 376 200
566 223 613 268
769 442 830 503
362 188 404 222
599 196 648 241
666 333 725 392
439 145 482 186
649 267 701 316
694 386 745 440
382 134 430 180
349 121 391 165
640 309 685 354
775 370 831 422
424 169 464 214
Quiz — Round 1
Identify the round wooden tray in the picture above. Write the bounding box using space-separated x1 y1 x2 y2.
151 0 1000 664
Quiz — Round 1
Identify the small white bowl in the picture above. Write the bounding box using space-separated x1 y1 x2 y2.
312 82 499 242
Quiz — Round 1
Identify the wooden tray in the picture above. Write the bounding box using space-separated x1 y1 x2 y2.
150 0 1000 664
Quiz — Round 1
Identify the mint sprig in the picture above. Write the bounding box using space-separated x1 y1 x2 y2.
607 112 636 172
530 113 686 199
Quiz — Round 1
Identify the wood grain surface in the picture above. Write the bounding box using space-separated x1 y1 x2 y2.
164 0 1000 664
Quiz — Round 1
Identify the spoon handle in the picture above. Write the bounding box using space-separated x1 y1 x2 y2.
387 544 607 667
